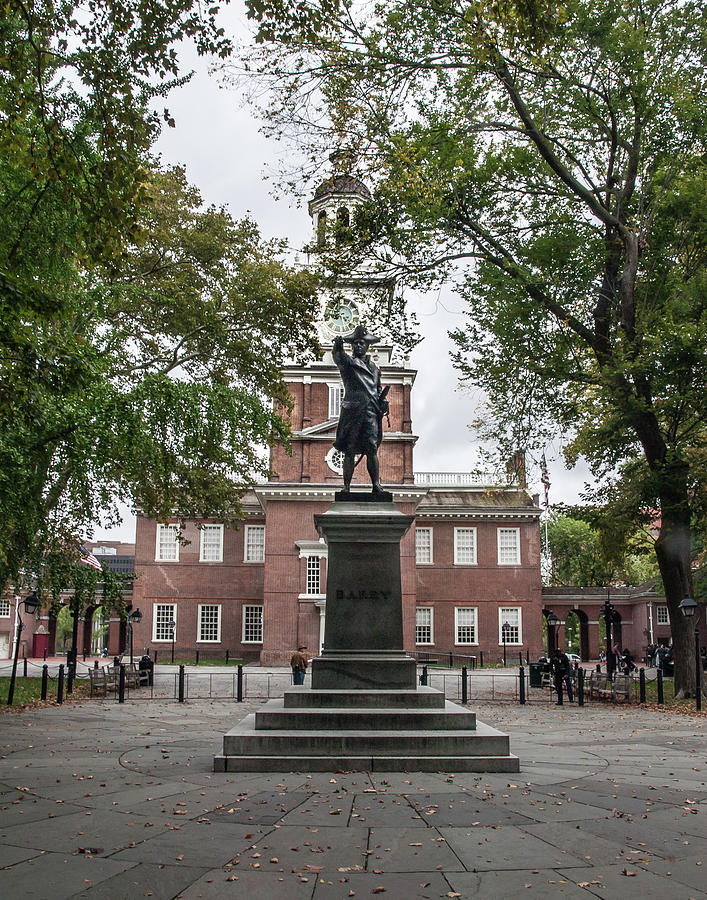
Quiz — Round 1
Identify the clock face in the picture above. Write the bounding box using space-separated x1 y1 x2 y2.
324 298 361 335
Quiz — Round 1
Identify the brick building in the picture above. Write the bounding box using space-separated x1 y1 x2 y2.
129 176 545 664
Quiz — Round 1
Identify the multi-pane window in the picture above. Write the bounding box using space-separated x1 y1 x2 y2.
455 607 478 645
454 527 477 565
156 524 179 561
656 606 669 625
497 527 521 565
329 385 343 418
243 605 263 643
198 604 221 642
200 524 224 562
499 607 522 645
306 556 321 595
153 603 177 641
244 525 265 562
416 527 433 564
0 598 10 616
416 607 433 644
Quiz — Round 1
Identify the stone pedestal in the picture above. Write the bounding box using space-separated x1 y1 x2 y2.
311 501 416 690
214 498 519 773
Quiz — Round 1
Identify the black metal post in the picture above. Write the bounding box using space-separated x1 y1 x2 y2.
57 664 65 703
480 650 484 668
225 649 229 664
178 664 185 702
41 664 48 700
657 668 664 704
236 664 244 701
695 626 702 712
519 666 526 704
67 592 80 694
502 630 507 667
154 650 158 664
6 607 24 706
196 650 200 666
461 666 468 704
449 651 453 667
639 667 646 703
23 657 27 677
578 667 584 706
118 664 126 703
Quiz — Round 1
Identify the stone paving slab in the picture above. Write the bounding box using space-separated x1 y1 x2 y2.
0 699 704 900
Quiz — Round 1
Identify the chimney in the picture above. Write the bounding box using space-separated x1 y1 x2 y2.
506 450 527 488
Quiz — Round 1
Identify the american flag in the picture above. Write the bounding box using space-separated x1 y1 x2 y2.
540 453 551 508
80 545 103 571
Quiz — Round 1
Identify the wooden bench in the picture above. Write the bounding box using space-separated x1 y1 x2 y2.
594 672 631 702
587 670 609 699
89 667 119 697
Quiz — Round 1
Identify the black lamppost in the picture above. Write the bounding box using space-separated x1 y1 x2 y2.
169 618 176 665
502 621 510 666
128 608 143 664
6 592 40 706
679 596 702 712
546 611 559 655
603 596 617 678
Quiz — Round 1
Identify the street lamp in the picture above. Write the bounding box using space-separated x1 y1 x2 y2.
169 618 176 665
127 608 143 665
679 596 702 712
546 611 559 654
502 621 510 667
6 592 40 706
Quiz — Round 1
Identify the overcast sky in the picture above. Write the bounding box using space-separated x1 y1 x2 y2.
92 3 590 542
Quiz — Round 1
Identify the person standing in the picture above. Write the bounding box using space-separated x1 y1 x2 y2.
551 648 574 705
290 646 308 685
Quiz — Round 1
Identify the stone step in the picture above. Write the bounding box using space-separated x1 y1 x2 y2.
255 699 476 731
214 753 520 773
221 715 510 759
283 686 446 709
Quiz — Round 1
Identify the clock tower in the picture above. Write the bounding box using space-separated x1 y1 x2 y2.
268 174 417 486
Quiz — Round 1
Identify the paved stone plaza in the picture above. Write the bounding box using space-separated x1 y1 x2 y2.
0 699 705 899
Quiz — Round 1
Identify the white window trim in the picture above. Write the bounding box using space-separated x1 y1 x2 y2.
498 607 523 645
197 603 222 643
454 527 477 565
454 606 478 646
155 524 179 562
415 527 434 565
497 527 521 566
242 604 264 643
328 383 343 419
0 598 11 617
656 605 669 625
199 524 224 563
244 525 265 563
415 606 434 645
152 603 177 642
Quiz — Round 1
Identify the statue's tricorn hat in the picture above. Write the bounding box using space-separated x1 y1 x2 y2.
344 323 379 345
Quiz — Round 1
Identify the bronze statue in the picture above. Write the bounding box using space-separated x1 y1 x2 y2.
333 324 389 494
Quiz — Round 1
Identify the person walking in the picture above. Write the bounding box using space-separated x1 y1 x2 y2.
290 646 308 685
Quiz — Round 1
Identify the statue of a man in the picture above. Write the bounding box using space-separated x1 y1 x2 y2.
333 324 389 493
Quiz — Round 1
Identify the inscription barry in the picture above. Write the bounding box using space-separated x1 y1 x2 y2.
336 589 392 602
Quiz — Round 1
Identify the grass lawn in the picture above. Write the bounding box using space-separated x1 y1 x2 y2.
1 675 91 707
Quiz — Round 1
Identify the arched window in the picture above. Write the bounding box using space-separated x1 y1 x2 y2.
317 211 327 247
335 206 350 244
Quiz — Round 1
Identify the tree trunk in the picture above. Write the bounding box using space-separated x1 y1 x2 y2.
654 492 696 698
